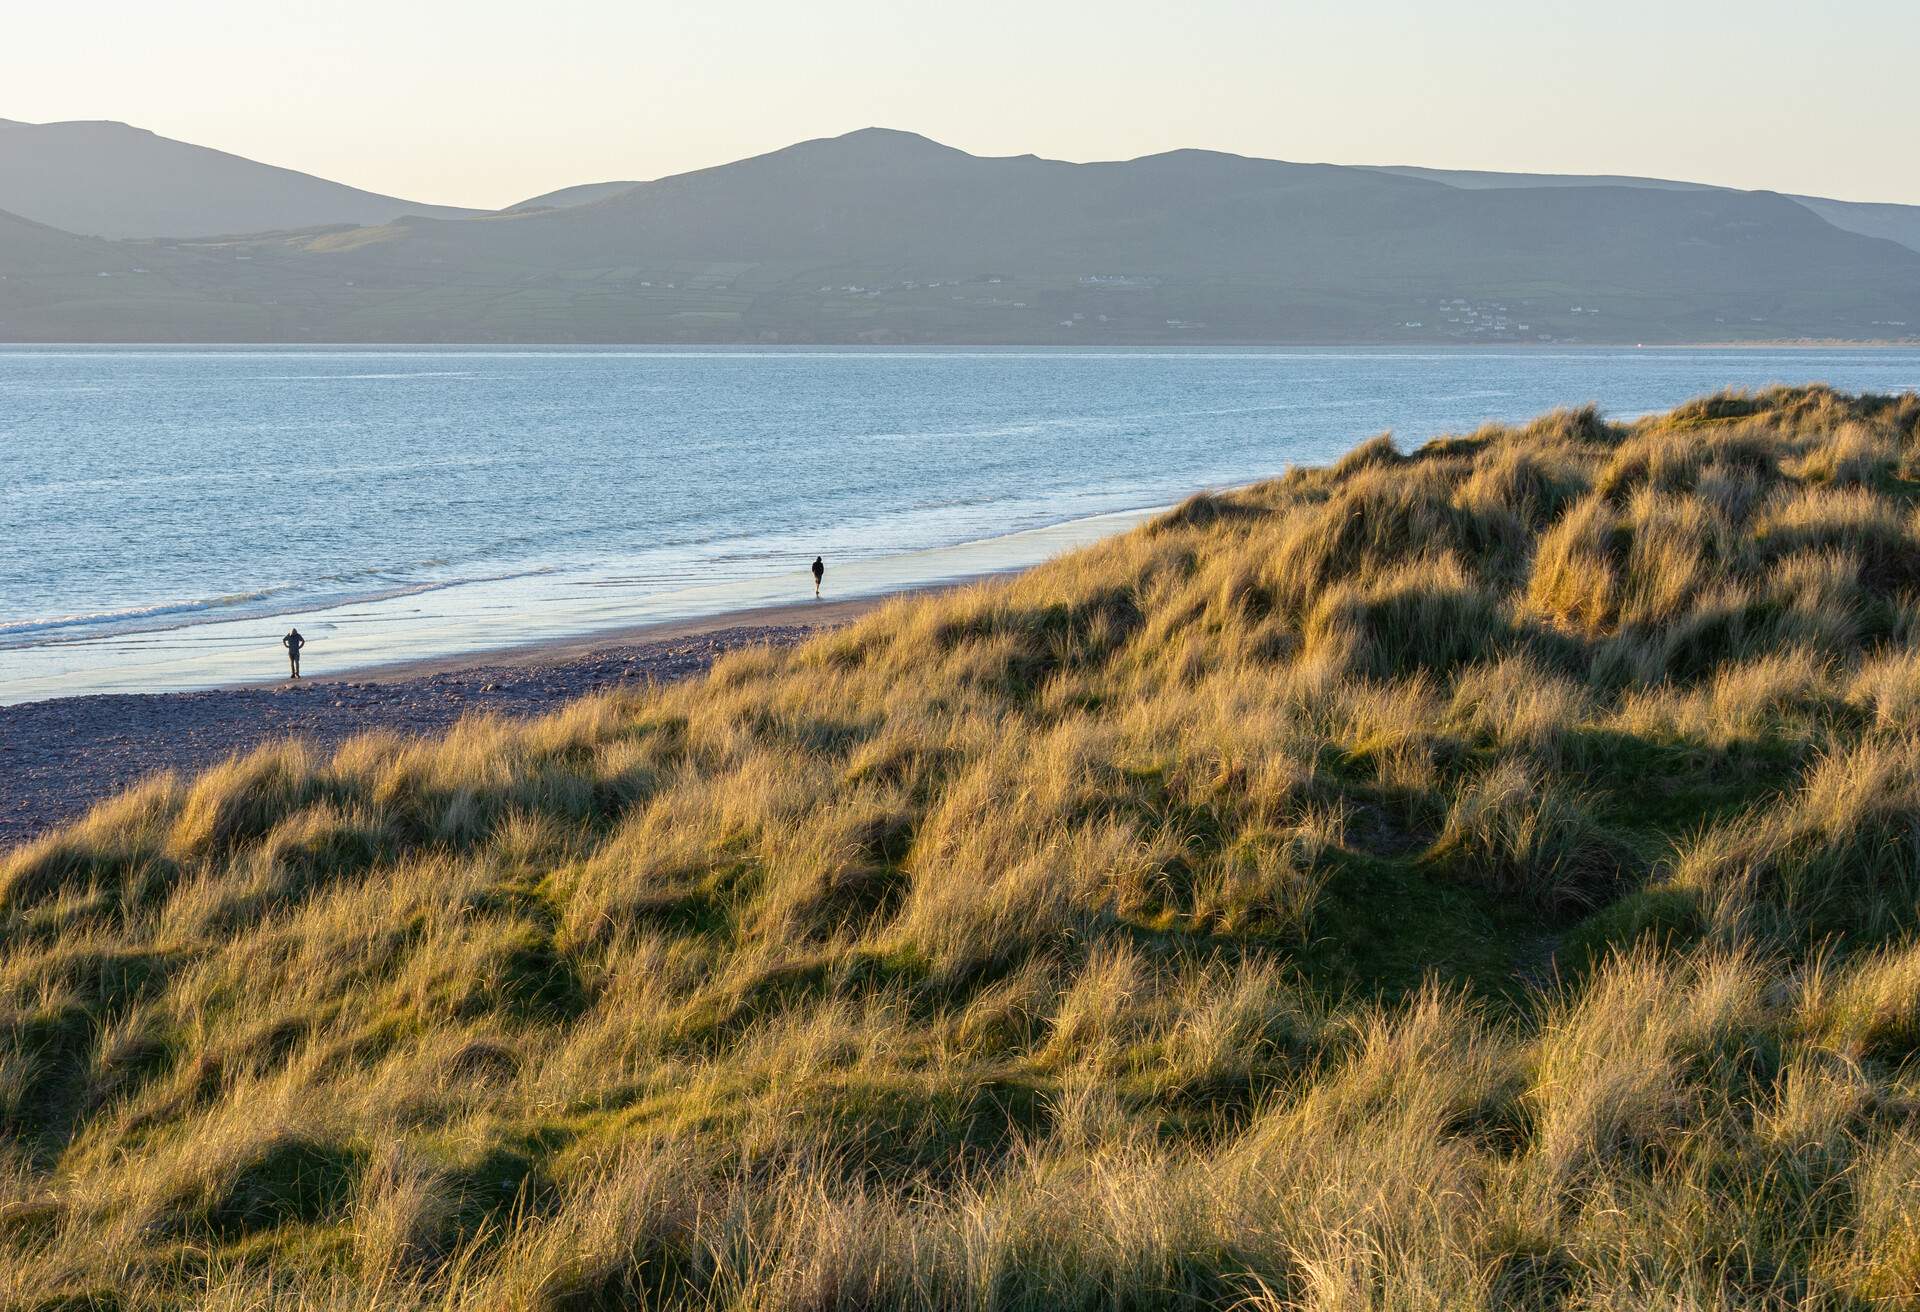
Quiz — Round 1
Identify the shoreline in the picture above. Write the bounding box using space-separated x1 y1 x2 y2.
10 347 1915 704
220 580 981 689
0 503 1161 705
5 339 1918 351
0 582 958 853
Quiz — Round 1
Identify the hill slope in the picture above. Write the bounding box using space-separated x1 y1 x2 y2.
504 179 643 212
5 387 1920 1306
1373 162 1920 256
1790 195 1920 257
0 117 481 239
0 207 272 339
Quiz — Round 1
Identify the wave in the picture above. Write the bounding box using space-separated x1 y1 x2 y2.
0 589 294 642
0 566 555 652
250 371 481 382
7 452 521 501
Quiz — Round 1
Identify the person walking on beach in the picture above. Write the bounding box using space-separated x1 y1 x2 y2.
282 628 306 679
811 556 825 597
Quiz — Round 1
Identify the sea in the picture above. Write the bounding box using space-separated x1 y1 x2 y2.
4 346 1918 704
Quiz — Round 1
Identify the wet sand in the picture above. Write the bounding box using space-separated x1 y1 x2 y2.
279 591 916 686
0 589 929 853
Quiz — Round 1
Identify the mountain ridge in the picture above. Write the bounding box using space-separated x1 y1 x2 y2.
1370 163 1920 255
0 117 483 239
2 125 1918 343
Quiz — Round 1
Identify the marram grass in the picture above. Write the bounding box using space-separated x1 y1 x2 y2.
5 385 1920 1309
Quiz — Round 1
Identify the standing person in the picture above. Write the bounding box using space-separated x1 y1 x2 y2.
811 556 825 597
282 628 306 679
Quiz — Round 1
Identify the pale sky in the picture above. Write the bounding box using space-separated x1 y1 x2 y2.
6 0 1916 209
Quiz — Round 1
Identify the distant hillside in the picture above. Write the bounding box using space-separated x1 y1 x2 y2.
1371 163 1717 193
2 127 1918 342
1373 164 1920 255
1790 195 1920 257
0 208 268 339
0 118 481 239
504 179 642 212
0 207 139 271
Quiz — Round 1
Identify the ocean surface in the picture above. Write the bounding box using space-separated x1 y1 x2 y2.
4 346 1918 703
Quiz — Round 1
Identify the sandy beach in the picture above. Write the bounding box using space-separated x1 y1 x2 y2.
0 590 918 852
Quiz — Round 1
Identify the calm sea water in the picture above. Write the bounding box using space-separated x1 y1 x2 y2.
4 346 1918 702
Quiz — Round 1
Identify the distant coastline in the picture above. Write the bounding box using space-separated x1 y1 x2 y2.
4 337 1919 350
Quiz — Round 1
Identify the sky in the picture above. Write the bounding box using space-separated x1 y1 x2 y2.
6 0 1916 209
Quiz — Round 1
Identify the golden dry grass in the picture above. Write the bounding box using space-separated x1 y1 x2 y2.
3 385 1920 1309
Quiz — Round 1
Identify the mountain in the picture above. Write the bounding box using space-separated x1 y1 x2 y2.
3 127 1918 342
0 117 482 239
505 179 642 212
231 128 1920 342
1372 164 1920 255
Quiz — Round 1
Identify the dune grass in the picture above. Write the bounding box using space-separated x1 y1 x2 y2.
4 385 1920 1309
